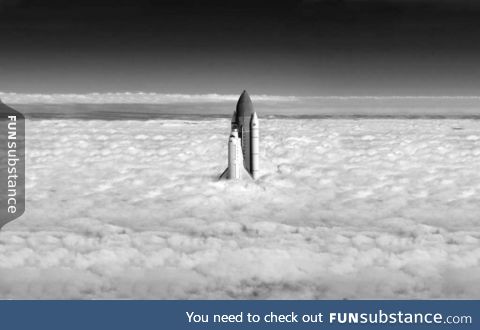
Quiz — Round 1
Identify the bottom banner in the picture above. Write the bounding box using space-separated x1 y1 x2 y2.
0 300 476 329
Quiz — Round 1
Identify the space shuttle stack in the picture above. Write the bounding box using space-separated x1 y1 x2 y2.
220 90 259 180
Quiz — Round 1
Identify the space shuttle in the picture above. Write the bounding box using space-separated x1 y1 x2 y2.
220 90 259 180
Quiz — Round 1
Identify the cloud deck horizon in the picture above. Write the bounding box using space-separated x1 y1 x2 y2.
3 92 480 105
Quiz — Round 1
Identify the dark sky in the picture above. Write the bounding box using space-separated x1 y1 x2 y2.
0 0 479 95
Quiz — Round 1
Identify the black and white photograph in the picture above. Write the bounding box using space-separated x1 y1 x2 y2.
0 0 479 299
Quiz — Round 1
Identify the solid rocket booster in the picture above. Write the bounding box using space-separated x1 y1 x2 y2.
231 110 237 130
227 129 242 179
250 112 259 179
220 90 259 180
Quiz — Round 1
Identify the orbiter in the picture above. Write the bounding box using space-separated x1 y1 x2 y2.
220 90 259 180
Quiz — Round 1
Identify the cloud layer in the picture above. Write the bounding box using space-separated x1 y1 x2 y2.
1 118 480 299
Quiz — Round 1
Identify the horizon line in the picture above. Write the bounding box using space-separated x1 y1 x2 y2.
2 92 480 104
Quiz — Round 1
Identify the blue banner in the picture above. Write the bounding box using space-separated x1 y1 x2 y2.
0 300 476 330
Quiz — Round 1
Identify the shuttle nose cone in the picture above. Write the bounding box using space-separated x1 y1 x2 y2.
235 90 253 120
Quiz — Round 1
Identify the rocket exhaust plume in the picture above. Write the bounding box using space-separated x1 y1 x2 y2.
219 90 259 180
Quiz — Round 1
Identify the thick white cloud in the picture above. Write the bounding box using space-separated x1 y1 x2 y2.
1 118 480 299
